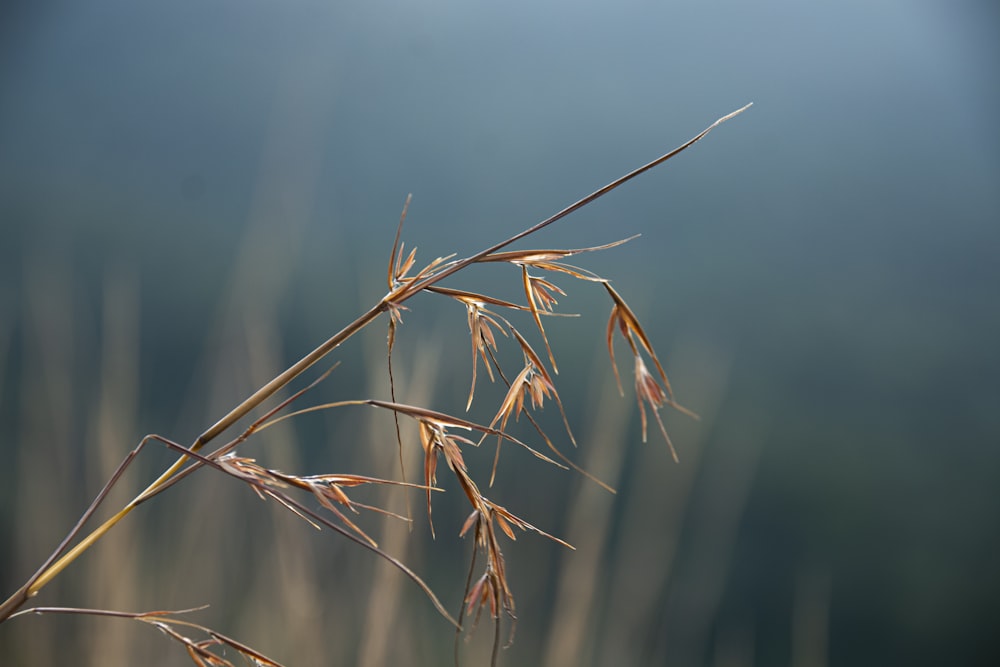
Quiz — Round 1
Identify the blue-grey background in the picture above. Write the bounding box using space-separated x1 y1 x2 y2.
1 1 998 665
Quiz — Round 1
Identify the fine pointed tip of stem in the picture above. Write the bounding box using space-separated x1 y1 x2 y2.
712 102 754 127
670 400 700 421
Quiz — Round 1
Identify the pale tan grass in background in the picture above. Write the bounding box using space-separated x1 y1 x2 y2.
83 265 142 666
544 329 732 667
648 404 766 666
541 367 631 667
13 254 79 665
791 565 831 667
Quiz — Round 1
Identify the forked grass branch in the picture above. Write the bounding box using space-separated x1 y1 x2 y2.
0 104 751 665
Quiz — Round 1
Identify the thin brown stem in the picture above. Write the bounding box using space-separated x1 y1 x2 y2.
398 104 752 301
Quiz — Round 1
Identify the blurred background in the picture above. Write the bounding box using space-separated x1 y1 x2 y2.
1 0 998 665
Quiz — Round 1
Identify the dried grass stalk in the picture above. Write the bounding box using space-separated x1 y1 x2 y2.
0 104 751 665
